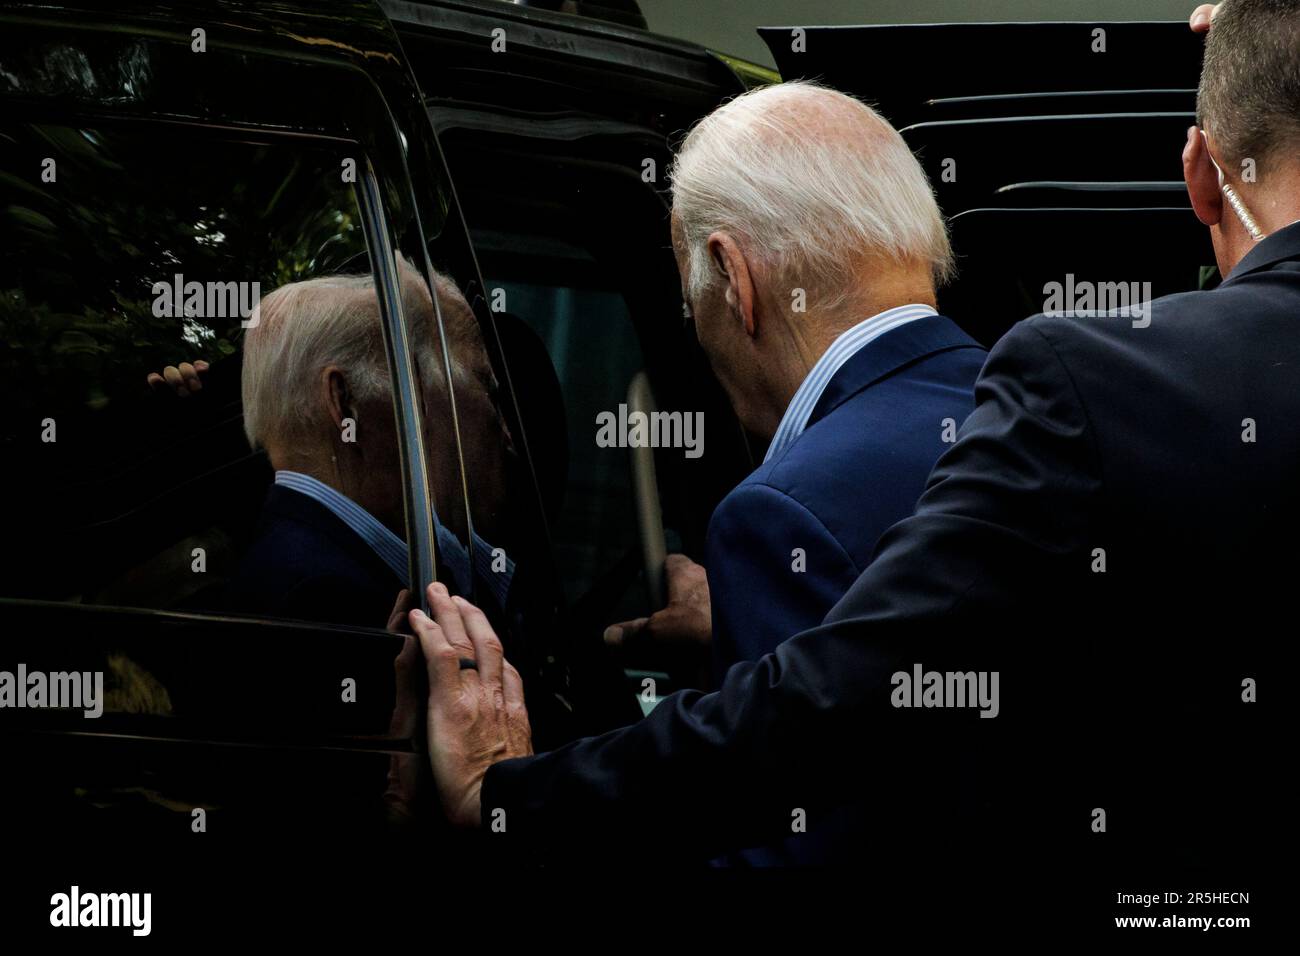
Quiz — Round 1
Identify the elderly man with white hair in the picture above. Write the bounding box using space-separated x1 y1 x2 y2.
223 266 512 627
609 86 983 671
596 81 986 862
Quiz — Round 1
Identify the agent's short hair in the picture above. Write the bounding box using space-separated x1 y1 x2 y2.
1197 0 1300 175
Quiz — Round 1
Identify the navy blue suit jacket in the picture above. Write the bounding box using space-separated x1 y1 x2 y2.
708 313 987 673
222 484 403 629
704 313 985 863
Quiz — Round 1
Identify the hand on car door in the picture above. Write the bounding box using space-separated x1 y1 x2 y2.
604 554 713 685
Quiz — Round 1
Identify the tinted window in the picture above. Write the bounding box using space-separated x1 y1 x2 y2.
476 235 646 611
0 121 413 630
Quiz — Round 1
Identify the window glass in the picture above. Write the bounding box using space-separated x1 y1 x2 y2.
486 268 644 610
426 124 717 729
408 259 518 617
465 227 646 611
0 120 417 633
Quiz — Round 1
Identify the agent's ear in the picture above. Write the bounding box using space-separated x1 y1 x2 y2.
1184 126 1224 228
321 365 356 432
706 231 758 338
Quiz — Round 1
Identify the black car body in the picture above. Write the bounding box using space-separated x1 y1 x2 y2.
0 1 1211 853
0 0 770 850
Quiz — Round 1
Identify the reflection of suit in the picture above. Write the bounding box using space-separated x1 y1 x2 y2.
480 224 1295 874
225 472 513 632
223 483 402 629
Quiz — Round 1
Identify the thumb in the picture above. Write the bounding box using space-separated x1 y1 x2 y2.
604 616 650 648
1190 3 1217 32
386 588 413 634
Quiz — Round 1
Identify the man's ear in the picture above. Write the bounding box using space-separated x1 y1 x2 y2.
1184 125 1224 228
321 365 354 432
706 231 758 338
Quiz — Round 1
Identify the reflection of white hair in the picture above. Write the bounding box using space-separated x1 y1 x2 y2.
241 262 441 450
669 80 953 313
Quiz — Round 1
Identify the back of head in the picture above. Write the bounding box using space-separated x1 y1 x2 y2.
1197 0 1300 178
241 263 439 451
669 80 952 314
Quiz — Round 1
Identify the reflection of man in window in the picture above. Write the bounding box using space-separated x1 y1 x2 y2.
425 269 518 546
222 267 511 627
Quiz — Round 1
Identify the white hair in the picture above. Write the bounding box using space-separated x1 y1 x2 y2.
241 265 441 450
669 80 954 314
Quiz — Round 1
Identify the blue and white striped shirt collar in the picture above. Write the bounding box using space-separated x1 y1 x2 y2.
273 471 512 608
276 470 409 581
764 304 938 463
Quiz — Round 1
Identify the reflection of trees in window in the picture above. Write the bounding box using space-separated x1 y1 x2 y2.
0 123 364 423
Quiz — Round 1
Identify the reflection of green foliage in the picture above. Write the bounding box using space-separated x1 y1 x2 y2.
0 122 365 426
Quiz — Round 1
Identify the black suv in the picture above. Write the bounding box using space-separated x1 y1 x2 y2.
0 0 771 847
0 0 1209 848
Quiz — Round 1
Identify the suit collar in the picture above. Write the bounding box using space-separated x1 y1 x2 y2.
274 470 408 581
765 304 941 463
263 477 506 605
807 313 983 428
260 483 404 588
1223 219 1300 284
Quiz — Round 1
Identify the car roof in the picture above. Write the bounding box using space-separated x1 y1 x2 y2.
384 0 777 106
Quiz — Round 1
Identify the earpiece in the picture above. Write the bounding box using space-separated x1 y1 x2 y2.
1201 129 1265 242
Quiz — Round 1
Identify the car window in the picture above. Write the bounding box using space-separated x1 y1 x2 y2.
433 111 756 723
418 225 648 735
406 257 519 613
474 233 646 612
0 119 415 633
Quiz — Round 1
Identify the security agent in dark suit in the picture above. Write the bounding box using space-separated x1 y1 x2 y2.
409 0 1291 872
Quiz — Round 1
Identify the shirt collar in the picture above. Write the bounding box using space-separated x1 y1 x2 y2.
275 470 409 582
764 304 938 463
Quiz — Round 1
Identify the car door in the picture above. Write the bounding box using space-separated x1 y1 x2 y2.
0 0 472 846
394 0 777 710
